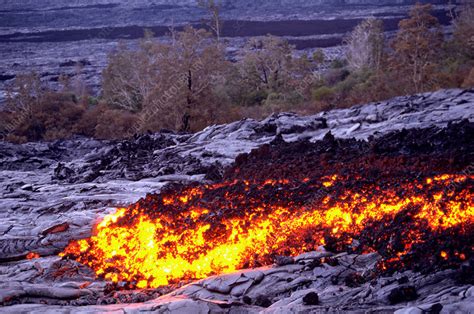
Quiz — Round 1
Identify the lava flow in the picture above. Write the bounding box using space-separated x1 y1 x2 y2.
62 173 473 289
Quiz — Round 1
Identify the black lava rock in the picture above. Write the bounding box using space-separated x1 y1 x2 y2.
254 295 272 307
456 259 474 284
388 286 418 304
427 303 443 314
344 272 365 287
274 255 294 266
397 276 409 284
242 295 252 305
302 292 319 305
53 162 75 180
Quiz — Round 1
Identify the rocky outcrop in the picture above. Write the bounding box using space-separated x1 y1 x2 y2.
0 89 473 313
1 250 473 313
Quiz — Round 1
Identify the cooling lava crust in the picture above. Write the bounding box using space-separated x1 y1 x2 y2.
62 121 474 289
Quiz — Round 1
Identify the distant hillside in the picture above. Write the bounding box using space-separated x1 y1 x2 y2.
0 0 453 11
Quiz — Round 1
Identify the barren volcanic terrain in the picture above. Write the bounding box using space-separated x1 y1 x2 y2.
0 89 473 313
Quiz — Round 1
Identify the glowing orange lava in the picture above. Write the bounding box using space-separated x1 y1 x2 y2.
26 252 40 260
62 174 473 288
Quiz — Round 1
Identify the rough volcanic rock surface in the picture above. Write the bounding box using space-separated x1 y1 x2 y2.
0 89 473 313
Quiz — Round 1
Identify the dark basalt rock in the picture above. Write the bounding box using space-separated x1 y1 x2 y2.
428 303 443 314
53 163 75 180
388 286 418 305
254 122 278 136
344 272 365 288
397 276 409 284
242 295 252 305
456 259 474 285
59 59 91 67
254 295 272 307
302 292 319 305
274 255 295 266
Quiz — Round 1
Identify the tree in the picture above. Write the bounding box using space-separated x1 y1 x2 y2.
312 49 326 65
241 36 294 89
230 35 319 106
2 73 89 142
198 0 223 42
102 27 230 132
1 73 42 141
463 67 474 88
236 36 297 104
345 18 384 72
102 31 159 113
148 26 230 132
390 4 443 93
453 1 474 58
5 72 43 113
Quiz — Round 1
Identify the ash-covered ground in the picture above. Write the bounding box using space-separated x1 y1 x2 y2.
0 89 473 313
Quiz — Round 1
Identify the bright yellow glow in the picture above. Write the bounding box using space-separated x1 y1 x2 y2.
61 174 473 288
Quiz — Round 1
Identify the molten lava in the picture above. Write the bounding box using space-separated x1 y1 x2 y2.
62 174 473 289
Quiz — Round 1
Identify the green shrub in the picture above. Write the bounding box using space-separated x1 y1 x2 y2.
242 89 269 106
5 92 85 142
312 86 335 101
